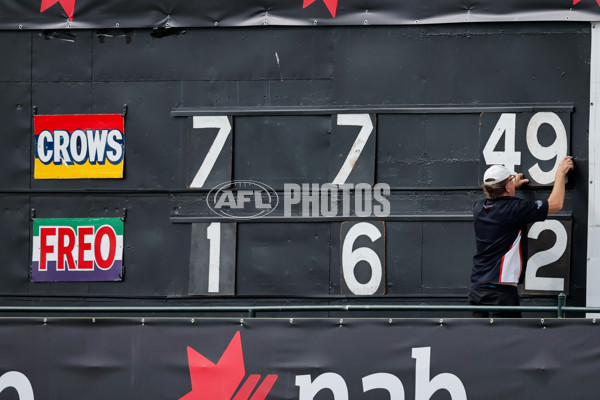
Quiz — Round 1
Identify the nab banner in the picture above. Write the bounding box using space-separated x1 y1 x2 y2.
34 114 125 179
31 218 124 282
0 318 598 400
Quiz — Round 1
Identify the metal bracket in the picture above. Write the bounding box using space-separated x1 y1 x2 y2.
32 106 37 116
30 208 36 221
151 27 186 38
43 30 76 42
122 104 128 117
97 29 133 44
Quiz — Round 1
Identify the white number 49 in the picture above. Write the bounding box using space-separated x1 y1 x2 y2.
483 112 567 184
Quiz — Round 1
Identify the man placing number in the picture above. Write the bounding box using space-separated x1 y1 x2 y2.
469 156 574 318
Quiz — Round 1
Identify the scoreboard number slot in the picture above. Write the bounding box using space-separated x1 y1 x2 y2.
340 221 386 295
187 114 376 189
187 109 570 190
481 111 570 185
189 222 237 295
184 219 570 297
483 113 521 172
206 222 221 293
523 219 571 294
331 114 375 185
188 116 233 189
525 112 568 185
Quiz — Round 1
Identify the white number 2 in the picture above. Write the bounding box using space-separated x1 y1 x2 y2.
525 220 568 292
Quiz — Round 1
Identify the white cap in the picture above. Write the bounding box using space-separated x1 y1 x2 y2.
483 165 513 186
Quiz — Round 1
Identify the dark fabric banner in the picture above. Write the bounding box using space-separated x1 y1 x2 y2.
0 318 599 399
2 0 600 30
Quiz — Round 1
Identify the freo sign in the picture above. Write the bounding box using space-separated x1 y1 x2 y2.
31 217 124 282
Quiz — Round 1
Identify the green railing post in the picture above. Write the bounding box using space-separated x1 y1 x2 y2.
557 293 566 318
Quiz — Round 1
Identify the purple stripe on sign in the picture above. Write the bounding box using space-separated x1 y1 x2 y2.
31 261 123 282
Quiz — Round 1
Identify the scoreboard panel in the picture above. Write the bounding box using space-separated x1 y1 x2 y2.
175 105 575 299
0 23 588 309
479 111 571 186
184 218 572 298
0 4 598 398
182 108 572 189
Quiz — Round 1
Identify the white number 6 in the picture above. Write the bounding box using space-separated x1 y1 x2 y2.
342 222 383 295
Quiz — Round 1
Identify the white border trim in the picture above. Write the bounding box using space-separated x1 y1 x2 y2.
587 22 600 317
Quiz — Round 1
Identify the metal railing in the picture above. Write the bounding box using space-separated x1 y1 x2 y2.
1 294 599 318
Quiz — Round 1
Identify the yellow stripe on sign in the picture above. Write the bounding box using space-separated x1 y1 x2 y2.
34 159 124 179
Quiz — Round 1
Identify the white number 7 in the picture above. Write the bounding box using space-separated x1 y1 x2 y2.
190 116 232 188
332 114 374 185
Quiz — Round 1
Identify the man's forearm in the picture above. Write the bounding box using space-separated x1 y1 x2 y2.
548 175 566 215
547 156 574 215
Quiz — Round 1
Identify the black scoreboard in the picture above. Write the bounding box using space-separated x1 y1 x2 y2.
173 107 574 298
0 22 589 311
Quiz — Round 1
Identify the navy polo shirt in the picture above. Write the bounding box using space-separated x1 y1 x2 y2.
471 196 548 285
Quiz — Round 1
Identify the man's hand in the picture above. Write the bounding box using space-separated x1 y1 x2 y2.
515 157 573 189
514 173 529 189
556 156 574 178
548 156 574 215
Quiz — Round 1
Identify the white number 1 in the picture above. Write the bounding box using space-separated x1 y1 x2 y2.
206 222 221 293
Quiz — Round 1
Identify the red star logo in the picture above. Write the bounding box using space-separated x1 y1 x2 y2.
573 0 600 6
180 331 278 400
40 0 75 20
303 0 339 17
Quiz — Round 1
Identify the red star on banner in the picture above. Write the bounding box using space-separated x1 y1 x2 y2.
180 332 278 400
303 0 339 17
40 0 75 20
573 0 600 6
